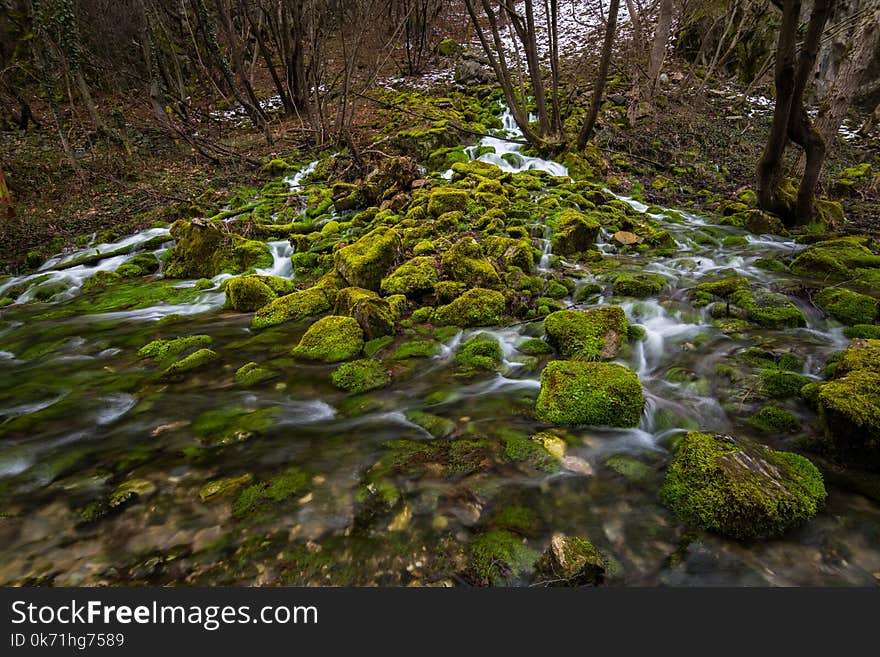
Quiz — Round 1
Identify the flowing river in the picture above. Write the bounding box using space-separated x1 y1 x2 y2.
1 110 879 586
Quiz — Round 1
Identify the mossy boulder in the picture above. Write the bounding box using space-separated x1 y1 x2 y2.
334 226 403 291
485 236 534 272
455 333 503 372
814 287 879 326
612 272 665 298
225 276 276 311
434 288 505 327
469 529 538 586
660 432 826 540
536 360 644 427
550 209 600 256
138 335 212 360
729 289 806 329
159 348 219 380
543 306 628 360
331 359 390 393
165 220 272 278
380 256 440 298
693 275 750 300
789 237 880 282
428 188 468 216
761 369 812 399
234 362 276 386
333 287 394 339
251 286 330 329
292 315 364 362
534 533 605 586
441 237 501 288
116 253 160 278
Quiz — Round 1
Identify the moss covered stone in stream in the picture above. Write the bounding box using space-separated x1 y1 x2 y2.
159 348 218 380
116 253 160 278
844 325 880 339
534 533 605 586
199 473 254 503
760 369 812 399
485 236 534 272
234 362 276 386
550 209 600 256
334 226 403 291
404 410 456 438
454 333 502 373
748 405 800 433
193 406 280 446
660 432 826 540
469 529 538 586
251 286 330 329
390 339 440 360
516 337 553 355
164 219 272 279
138 335 213 360
380 257 440 297
728 289 806 329
331 359 390 394
536 360 644 427
693 275 750 300
427 188 468 216
814 287 879 326
109 478 157 510
543 306 628 360
789 237 880 282
292 315 364 363
232 467 310 519
225 276 275 312
441 237 501 288
333 287 394 339
612 272 666 298
434 288 505 327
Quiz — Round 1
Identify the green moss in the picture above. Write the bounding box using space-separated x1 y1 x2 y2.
380 256 440 297
844 325 880 339
427 188 468 216
333 286 394 339
761 369 812 399
115 253 160 278
390 339 440 360
109 479 157 509
455 333 502 372
470 530 538 585
193 406 279 446
363 335 394 357
817 369 880 466
331 359 390 393
612 272 665 298
543 306 628 360
334 226 402 291
536 360 644 427
159 348 218 380
292 315 364 363
499 428 559 472
605 454 654 483
404 410 456 438
834 339 880 376
251 286 330 329
441 237 501 288
660 432 826 539
434 280 467 304
164 220 271 279
535 533 605 586
199 473 254 502
517 337 553 355
434 288 505 327
225 276 277 312
234 362 276 386
138 335 212 360
749 405 800 433
694 276 750 299
789 237 880 282
729 289 806 329
815 287 879 326
550 209 600 256
485 236 534 271
232 467 310 519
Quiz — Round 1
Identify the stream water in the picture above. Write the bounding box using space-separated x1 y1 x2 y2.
1 111 879 587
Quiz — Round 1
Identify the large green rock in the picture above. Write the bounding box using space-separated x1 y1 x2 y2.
550 209 600 256
333 287 394 339
543 307 628 360
292 315 364 363
815 287 879 326
485 236 534 271
434 288 505 327
251 286 330 329
535 360 644 426
165 220 272 279
729 289 806 329
427 188 468 216
441 237 501 288
661 432 826 540
334 226 403 291
789 237 880 282
380 256 440 298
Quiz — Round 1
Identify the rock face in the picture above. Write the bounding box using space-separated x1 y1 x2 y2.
334 226 403 291
543 307 629 360
535 360 644 426
661 432 827 540
535 534 605 586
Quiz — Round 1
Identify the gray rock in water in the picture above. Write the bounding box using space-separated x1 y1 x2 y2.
535 533 605 586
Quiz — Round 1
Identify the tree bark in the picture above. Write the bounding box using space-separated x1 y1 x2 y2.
578 0 619 149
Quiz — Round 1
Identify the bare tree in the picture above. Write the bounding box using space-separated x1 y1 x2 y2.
578 0 619 148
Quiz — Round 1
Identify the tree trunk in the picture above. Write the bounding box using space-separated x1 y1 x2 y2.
578 0 619 149
627 0 673 123
0 164 13 222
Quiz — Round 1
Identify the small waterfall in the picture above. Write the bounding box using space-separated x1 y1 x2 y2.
256 240 295 278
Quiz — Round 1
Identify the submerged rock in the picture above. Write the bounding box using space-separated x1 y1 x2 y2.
535 533 605 586
543 306 628 360
661 432 826 540
535 360 644 427
331 359 390 393
292 315 364 363
789 237 880 282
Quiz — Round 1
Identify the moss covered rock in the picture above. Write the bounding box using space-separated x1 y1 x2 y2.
661 432 826 539
159 348 219 380
485 236 534 272
380 256 440 298
334 226 403 291
455 333 502 372
612 272 665 298
534 533 605 586
251 286 330 329
469 529 538 586
138 335 212 360
331 359 390 393
428 188 468 216
789 237 880 282
333 287 394 339
536 360 644 426
550 209 600 256
165 220 271 278
292 315 364 362
441 237 501 288
434 288 505 327
729 289 806 329
234 362 276 386
815 287 879 326
225 276 276 312
543 307 628 360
